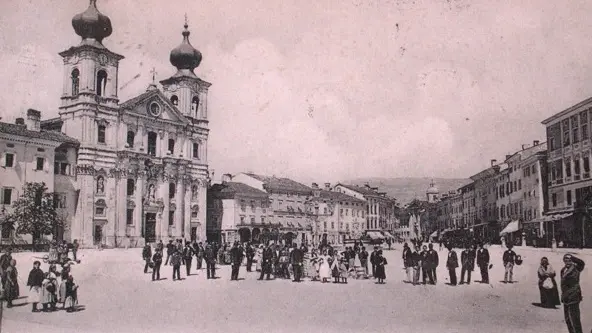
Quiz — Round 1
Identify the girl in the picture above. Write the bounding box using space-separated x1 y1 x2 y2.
318 250 331 283
27 261 45 312
375 251 387 284
64 275 79 313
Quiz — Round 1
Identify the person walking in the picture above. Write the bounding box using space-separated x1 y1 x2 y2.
446 243 458 286
460 244 476 285
204 244 216 279
171 249 182 281
476 242 490 284
560 254 585 333
72 240 80 262
183 243 194 276
420 245 430 284
426 243 439 284
503 244 517 283
142 244 152 274
152 248 163 281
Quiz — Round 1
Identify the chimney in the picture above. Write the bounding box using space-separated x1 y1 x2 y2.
490 159 497 167
533 140 540 146
311 183 319 189
324 183 331 190
521 144 529 150
26 109 41 131
15 118 25 126
221 173 232 183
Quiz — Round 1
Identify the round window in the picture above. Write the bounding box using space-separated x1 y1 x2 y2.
148 101 161 117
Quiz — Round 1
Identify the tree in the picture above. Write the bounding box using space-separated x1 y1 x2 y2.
3 182 64 248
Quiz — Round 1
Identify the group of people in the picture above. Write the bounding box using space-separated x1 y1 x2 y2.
0 248 79 312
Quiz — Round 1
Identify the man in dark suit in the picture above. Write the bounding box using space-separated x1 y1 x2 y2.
426 243 439 284
446 243 458 286
290 244 304 282
420 245 430 284
142 244 152 274
503 244 517 283
258 245 274 280
230 242 243 281
183 243 194 276
204 244 216 279
245 243 255 272
460 244 476 284
370 247 379 278
560 254 585 333
476 242 490 283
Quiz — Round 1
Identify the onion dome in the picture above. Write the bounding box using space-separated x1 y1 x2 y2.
170 22 202 72
72 0 113 44
426 181 439 195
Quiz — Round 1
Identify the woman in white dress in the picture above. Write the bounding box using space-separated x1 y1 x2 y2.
255 245 264 272
318 249 331 283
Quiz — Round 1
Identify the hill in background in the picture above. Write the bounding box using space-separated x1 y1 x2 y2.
344 177 472 205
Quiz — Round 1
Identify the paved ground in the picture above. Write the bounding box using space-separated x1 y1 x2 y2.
2 245 591 333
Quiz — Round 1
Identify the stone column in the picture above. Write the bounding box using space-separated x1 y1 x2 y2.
175 176 184 239
134 175 145 241
158 130 165 158
136 125 144 151
116 174 127 247
198 180 207 241
184 178 192 240
160 179 169 240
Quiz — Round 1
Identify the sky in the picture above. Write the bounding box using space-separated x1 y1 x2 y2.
2 0 592 184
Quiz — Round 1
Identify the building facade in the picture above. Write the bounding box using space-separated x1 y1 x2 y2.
3 1 212 247
333 183 397 232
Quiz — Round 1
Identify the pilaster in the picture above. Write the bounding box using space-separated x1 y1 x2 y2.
160 180 169 239
134 176 144 238
184 178 192 240
175 176 184 238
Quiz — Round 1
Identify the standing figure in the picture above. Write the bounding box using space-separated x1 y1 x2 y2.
290 244 304 282
460 245 476 285
0 248 13 289
370 247 379 278
420 245 429 284
63 275 79 313
308 249 319 281
196 242 205 270
537 257 560 308
255 245 264 272
359 246 369 277
171 250 182 281
204 244 217 279
339 258 349 283
476 243 490 284
402 243 413 282
72 240 80 262
446 244 458 286
183 243 194 276
426 243 439 284
560 254 585 333
503 244 517 283
230 242 242 281
246 243 255 272
411 246 422 285
142 244 152 274
4 259 19 308
375 250 387 284
152 249 163 281
165 240 175 265
27 261 45 312
258 244 274 281
41 265 59 312
318 250 332 283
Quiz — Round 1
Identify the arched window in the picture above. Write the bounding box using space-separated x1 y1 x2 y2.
191 96 199 116
127 179 135 196
147 131 157 156
97 125 106 143
126 131 135 148
96 70 108 96
170 95 179 106
71 68 80 96
169 183 176 199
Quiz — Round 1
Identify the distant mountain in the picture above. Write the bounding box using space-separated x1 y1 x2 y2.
344 177 472 205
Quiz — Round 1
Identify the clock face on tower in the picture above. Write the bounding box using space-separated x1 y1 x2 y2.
148 101 162 117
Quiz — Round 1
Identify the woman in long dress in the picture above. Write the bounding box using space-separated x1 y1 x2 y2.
27 260 45 312
255 245 264 272
537 257 560 308
41 265 59 312
318 250 331 283
330 253 340 283
5 259 19 308
375 251 387 284
308 249 319 281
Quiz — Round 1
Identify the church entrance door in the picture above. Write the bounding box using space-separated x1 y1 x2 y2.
93 225 102 245
145 213 157 243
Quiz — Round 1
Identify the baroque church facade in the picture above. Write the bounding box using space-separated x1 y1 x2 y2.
41 0 211 247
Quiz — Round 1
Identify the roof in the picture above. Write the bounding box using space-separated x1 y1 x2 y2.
541 96 592 125
244 173 312 194
336 184 381 197
209 182 268 199
505 142 548 163
0 122 79 145
312 189 365 204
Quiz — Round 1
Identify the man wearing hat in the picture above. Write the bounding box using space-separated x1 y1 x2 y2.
230 242 243 281
258 244 274 281
502 244 517 283
445 243 458 286
204 244 216 279
476 243 490 284
560 254 585 333
290 244 305 282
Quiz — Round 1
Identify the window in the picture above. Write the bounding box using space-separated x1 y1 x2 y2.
331 222 335 229
250 217 255 224
564 130 571 147
170 95 179 106
147 132 157 156
192 143 199 159
323 221 327 230
532 165 536 174
169 183 176 199
573 128 580 143
127 179 135 196
54 162 70 175
126 131 135 148
71 68 80 96
36 157 44 171
323 207 327 215
168 139 175 154
575 158 581 175
126 208 134 225
585 156 590 174
1 188 13 205
96 70 108 96
191 96 199 116
583 124 589 141
95 207 105 216
550 137 556 150
169 210 175 226
552 193 557 207
4 153 14 167
261 217 265 224
567 190 572 205
98 125 106 143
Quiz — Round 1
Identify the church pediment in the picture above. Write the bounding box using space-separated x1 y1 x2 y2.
120 89 189 125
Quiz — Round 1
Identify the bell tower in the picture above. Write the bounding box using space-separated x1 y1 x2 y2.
58 0 124 143
160 17 211 123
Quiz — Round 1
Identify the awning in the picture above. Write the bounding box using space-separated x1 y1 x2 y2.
500 220 520 236
366 231 384 240
526 213 573 224
382 231 396 239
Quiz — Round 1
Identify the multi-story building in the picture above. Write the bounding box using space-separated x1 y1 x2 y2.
542 98 592 247
333 183 396 232
470 160 502 240
206 176 272 244
2 1 211 247
0 111 79 242
519 142 549 245
231 173 313 245
460 182 476 228
450 190 463 229
308 183 366 245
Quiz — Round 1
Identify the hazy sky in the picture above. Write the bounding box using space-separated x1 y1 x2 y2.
1 0 592 184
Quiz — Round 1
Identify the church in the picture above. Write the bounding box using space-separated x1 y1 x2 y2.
0 0 211 247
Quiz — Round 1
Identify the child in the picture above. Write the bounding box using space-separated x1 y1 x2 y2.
26 261 45 312
64 275 79 313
